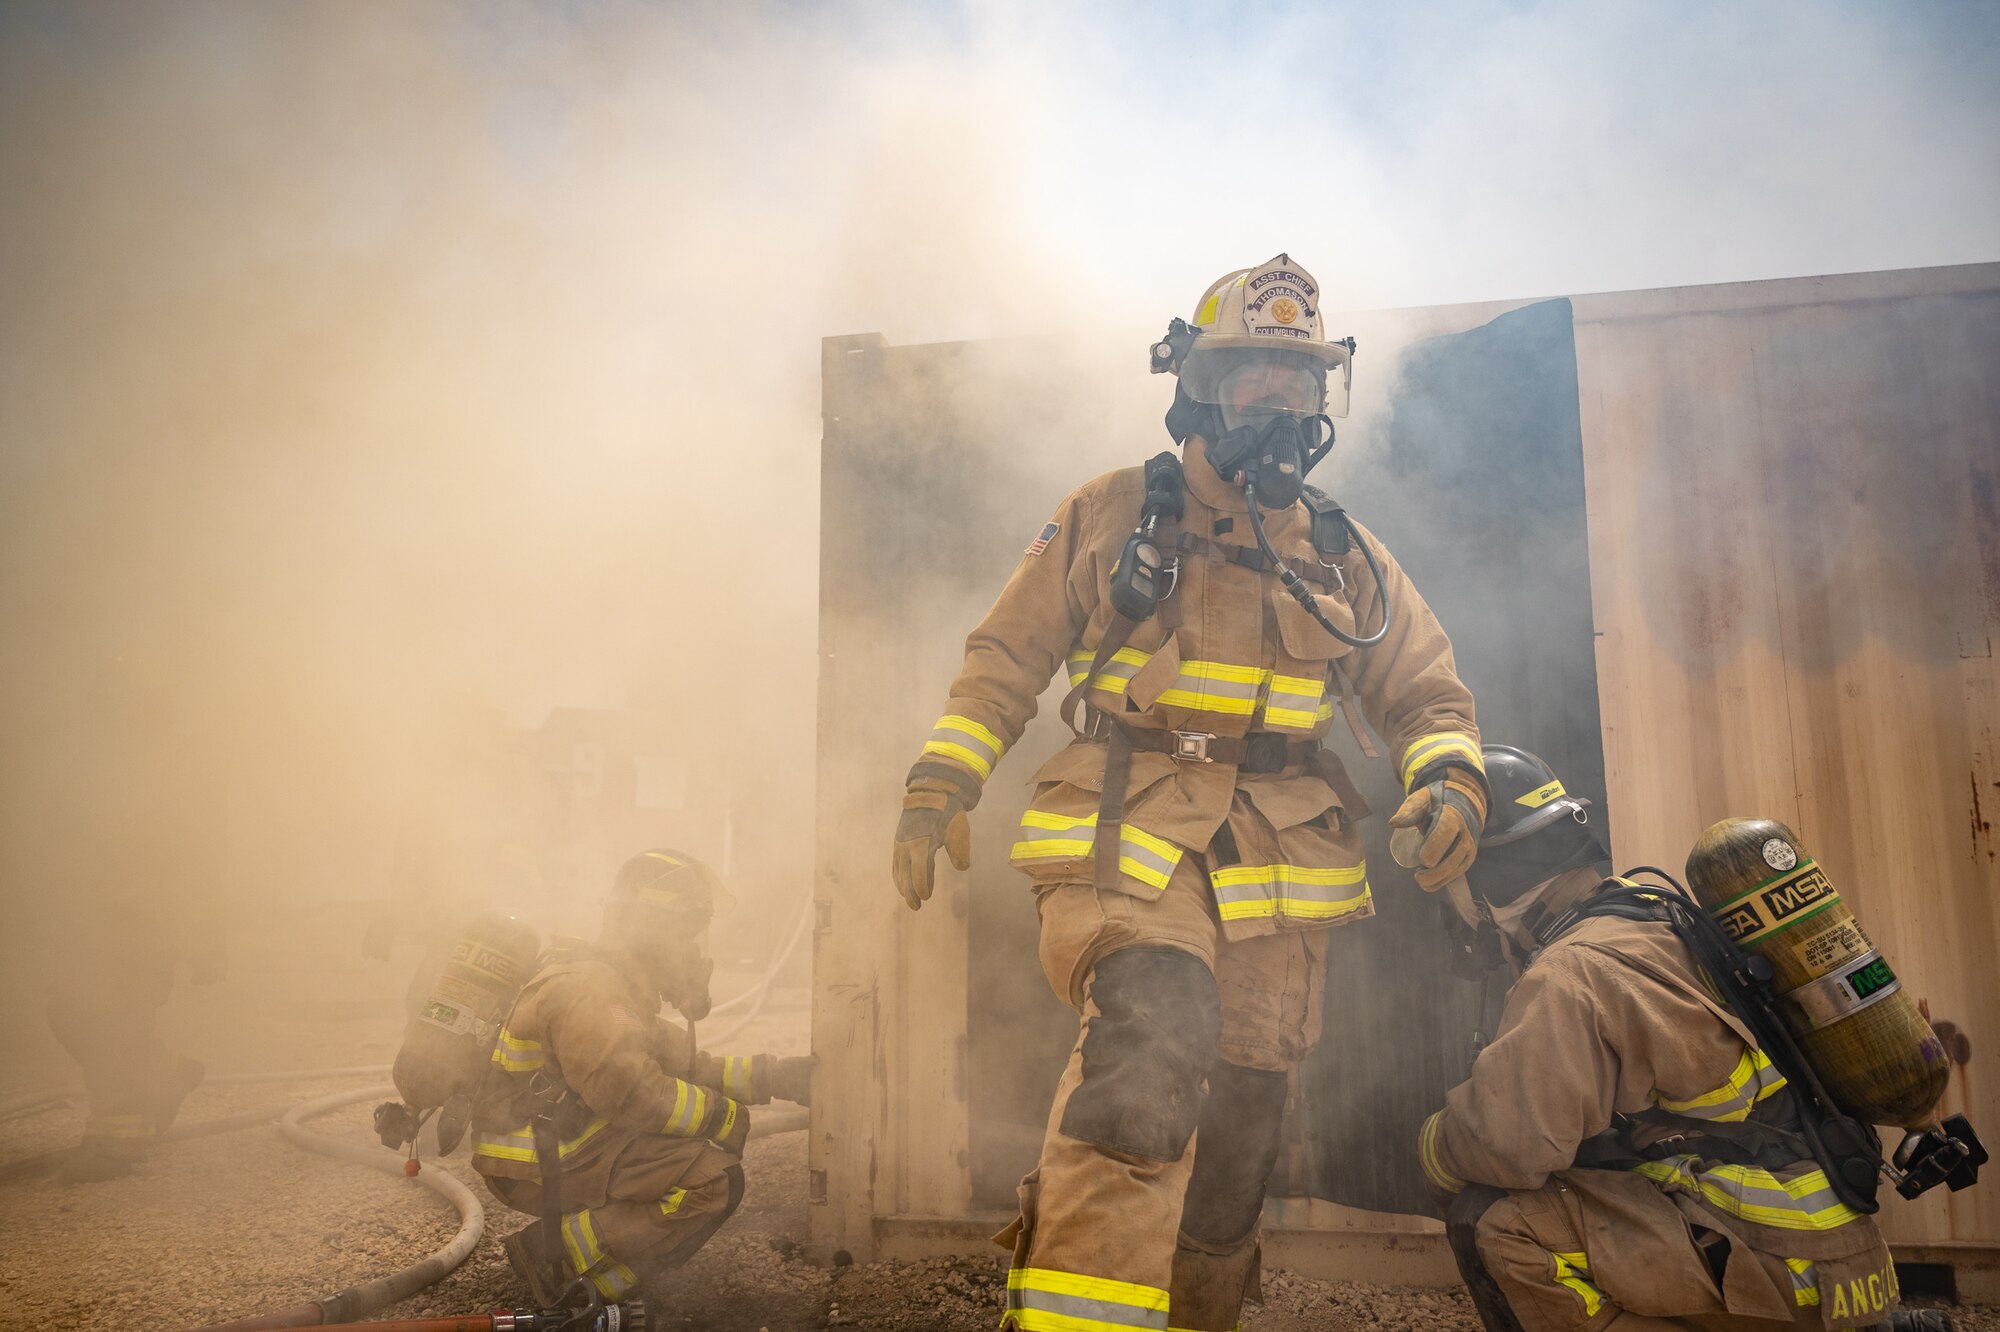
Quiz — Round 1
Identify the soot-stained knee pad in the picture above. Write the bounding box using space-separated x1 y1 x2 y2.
1060 946 1220 1162
1180 1060 1288 1245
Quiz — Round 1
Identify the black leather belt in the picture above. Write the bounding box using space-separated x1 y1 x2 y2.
1118 726 1317 773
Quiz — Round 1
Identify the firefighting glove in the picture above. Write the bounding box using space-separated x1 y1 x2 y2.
764 1054 816 1106
707 1096 750 1156
892 767 979 911
1390 770 1487 892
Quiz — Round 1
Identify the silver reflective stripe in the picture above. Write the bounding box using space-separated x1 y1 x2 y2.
1156 661 1265 716
1636 1156 1860 1231
1785 950 1901 1030
1655 1046 1788 1123
560 1208 637 1298
1261 673 1326 731
1067 647 1150 694
1004 1267 1170 1331
1209 862 1370 924
1009 810 1184 892
921 713 1006 780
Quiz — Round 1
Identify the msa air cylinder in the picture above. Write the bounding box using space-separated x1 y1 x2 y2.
1685 817 1949 1129
392 913 541 1121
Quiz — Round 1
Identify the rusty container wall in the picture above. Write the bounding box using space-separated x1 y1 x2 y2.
1571 262 2000 1246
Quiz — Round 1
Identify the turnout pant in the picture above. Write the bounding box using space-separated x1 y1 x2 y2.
1000 854 1327 1332
483 1130 744 1304
1450 1179 1880 1332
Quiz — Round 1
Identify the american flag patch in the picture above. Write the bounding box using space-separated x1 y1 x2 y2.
610 1006 645 1031
1025 520 1059 556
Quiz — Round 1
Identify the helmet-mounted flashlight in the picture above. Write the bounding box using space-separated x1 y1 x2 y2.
1149 317 1199 375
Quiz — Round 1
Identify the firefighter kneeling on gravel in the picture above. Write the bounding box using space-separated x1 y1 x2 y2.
470 851 813 1310
1418 747 1933 1332
894 255 1488 1332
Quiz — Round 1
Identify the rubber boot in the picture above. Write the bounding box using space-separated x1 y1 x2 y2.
503 1220 566 1307
1887 1313 1954 1331
1445 1185 1526 1332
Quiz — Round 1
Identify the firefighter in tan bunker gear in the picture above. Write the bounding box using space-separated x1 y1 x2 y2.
471 851 813 1308
1419 747 1912 1332
893 256 1488 1332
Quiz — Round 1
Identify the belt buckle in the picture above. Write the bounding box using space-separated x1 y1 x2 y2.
1171 730 1216 763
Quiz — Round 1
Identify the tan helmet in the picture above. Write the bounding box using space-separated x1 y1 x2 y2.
1179 254 1354 419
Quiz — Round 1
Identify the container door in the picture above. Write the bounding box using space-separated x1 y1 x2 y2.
1294 297 1611 1214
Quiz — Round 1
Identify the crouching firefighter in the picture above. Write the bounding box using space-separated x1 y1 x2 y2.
891 254 1488 1331
470 850 813 1312
1420 746 1953 1332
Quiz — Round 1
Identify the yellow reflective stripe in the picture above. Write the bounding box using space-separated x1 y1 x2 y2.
722 1055 755 1101
923 713 1006 780
1012 809 1097 861
560 1207 637 1299
491 1028 546 1072
1004 1266 1170 1330
1516 779 1566 809
1418 1110 1465 1195
1261 672 1327 731
1550 1251 1604 1317
1209 861 1370 922
1656 1046 1788 1123
1156 660 1266 716
714 1098 739 1144
563 1117 608 1155
473 1130 538 1162
472 1117 610 1163
1009 810 1184 891
1066 646 1151 691
659 1186 689 1217
663 1080 710 1137
1399 732 1484 789
1635 1157 1861 1231
1786 1257 1820 1306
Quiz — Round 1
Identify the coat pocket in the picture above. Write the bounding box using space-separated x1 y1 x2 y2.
1008 776 1184 899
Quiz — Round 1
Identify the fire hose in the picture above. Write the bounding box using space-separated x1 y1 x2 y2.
189 1082 486 1331
184 1086 809 1332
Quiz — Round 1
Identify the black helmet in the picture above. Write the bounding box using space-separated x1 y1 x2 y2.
1466 745 1606 907
1480 745 1592 846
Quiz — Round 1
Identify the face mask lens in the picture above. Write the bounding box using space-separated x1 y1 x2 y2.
1220 361 1322 415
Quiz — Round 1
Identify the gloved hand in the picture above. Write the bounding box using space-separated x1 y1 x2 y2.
764 1054 816 1106
891 778 973 911
1389 769 1487 891
708 1098 750 1156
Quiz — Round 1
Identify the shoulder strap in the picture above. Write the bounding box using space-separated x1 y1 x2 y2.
1300 484 1350 558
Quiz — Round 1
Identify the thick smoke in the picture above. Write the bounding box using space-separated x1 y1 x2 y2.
0 1 1991 1080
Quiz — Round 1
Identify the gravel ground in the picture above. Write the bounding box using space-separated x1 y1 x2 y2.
4 992 1995 1332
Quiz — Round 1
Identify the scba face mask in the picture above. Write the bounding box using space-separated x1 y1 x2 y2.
1182 349 1333 508
1206 408 1332 509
